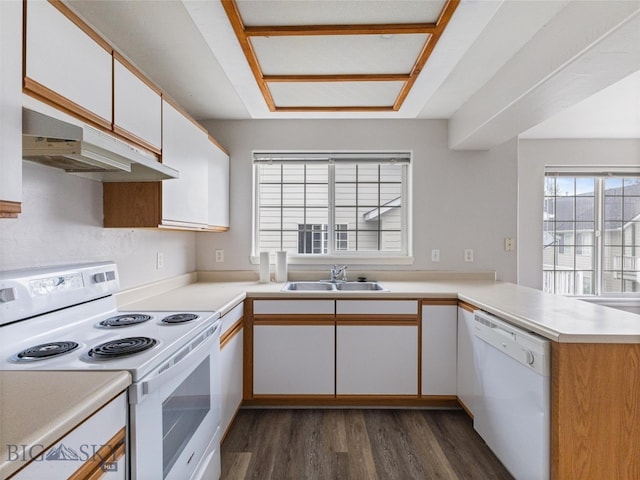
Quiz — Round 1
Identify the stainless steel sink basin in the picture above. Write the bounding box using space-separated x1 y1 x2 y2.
281 281 387 292
282 281 335 291
334 281 386 291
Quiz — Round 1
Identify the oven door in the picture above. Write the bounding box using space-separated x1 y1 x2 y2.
129 323 221 480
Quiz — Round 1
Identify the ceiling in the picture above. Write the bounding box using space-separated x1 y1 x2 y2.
66 0 640 146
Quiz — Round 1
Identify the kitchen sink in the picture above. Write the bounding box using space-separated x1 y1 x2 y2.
282 281 336 291
281 281 387 292
334 281 386 291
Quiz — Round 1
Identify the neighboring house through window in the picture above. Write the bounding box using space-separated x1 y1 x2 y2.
253 152 410 260
543 173 640 295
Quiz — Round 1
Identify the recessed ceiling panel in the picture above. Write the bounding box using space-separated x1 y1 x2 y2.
236 1 446 26
221 0 459 112
252 34 429 76
268 81 405 108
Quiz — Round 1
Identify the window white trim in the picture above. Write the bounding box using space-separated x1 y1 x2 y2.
252 150 412 264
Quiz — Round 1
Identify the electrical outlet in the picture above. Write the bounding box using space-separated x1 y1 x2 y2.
431 249 440 262
215 250 224 263
464 249 474 263
156 252 164 269
505 238 515 252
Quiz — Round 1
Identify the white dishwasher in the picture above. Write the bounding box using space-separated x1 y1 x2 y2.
473 310 551 480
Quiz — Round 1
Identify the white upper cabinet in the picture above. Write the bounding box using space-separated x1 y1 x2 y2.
113 57 162 152
0 0 22 216
161 100 209 228
25 0 112 129
207 138 230 230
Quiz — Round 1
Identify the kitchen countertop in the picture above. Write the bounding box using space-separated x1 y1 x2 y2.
119 273 640 343
0 370 131 479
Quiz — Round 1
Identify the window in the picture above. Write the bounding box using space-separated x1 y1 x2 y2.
543 174 640 295
254 152 410 259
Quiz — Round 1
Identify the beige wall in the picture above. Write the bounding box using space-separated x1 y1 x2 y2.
0 162 196 290
199 119 519 282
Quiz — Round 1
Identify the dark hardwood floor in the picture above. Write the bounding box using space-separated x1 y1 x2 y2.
221 409 514 480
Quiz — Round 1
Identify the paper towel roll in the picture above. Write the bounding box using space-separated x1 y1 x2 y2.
259 252 270 283
275 251 288 282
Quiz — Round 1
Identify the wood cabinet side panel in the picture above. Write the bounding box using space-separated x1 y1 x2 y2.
103 182 161 227
552 342 640 480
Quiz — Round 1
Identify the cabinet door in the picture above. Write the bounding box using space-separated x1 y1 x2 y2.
220 328 243 437
161 100 208 228
25 0 112 128
421 304 457 396
253 324 335 395
457 306 480 414
113 58 162 152
336 324 418 395
207 138 230 229
13 392 127 479
0 0 22 215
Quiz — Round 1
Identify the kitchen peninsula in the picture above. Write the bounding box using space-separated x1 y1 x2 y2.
120 271 640 480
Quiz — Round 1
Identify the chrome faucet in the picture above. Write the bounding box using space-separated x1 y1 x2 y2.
330 265 348 282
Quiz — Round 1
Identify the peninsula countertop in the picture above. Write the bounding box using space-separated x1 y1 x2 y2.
0 370 131 479
118 272 640 343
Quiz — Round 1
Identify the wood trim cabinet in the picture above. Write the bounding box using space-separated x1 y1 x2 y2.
24 0 113 130
220 303 244 441
0 0 22 218
336 299 419 396
421 301 457 396
11 392 127 479
103 101 231 231
113 55 162 154
244 298 444 406
551 342 640 479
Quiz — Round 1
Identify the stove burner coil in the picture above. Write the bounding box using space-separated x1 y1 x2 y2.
15 341 80 361
87 337 157 360
161 313 199 324
99 314 152 328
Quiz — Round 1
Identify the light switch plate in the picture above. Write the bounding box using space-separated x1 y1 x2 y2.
431 249 440 262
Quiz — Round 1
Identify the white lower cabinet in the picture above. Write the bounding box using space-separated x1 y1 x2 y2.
421 303 458 396
220 304 244 438
337 324 418 395
456 305 480 415
253 324 335 395
13 392 126 479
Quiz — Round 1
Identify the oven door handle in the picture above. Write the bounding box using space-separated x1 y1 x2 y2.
130 322 220 404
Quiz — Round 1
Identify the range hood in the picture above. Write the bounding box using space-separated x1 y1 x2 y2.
22 109 178 182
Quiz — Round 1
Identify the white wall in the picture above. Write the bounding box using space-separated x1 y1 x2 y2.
0 162 196 289
518 138 640 289
198 119 518 282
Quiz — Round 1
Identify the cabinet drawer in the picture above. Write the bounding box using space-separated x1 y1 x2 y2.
253 299 334 315
336 300 417 315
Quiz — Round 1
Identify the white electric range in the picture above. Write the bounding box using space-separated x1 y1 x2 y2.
0 262 222 480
